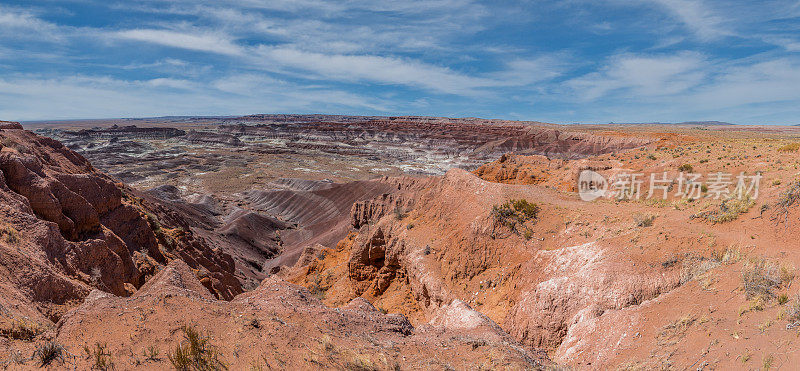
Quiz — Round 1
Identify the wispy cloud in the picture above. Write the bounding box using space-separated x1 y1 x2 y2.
0 5 63 41
115 29 244 56
568 52 706 100
649 0 731 40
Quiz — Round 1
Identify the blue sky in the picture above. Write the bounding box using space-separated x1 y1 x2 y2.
1 1 800 124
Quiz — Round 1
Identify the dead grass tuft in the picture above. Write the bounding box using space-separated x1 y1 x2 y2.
657 315 696 346
633 213 655 227
711 245 745 264
680 257 720 284
0 318 44 341
168 325 227 370
741 257 791 300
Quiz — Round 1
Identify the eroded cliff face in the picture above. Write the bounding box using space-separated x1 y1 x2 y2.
289 168 684 360
0 124 240 324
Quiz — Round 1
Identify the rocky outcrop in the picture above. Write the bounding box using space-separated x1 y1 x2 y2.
0 124 241 323
351 193 410 229
348 226 403 296
0 121 23 130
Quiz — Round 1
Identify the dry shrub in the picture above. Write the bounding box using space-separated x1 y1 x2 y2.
168 325 227 370
741 258 791 300
0 223 20 244
694 195 755 223
633 213 655 227
657 315 696 346
0 318 43 341
772 180 800 226
778 142 800 152
491 199 539 236
787 295 800 324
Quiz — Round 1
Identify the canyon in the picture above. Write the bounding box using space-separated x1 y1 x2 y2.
3 116 800 369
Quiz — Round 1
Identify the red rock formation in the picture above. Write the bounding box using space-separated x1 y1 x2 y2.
0 123 240 323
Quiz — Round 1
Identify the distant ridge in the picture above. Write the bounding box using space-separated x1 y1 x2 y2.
607 121 734 126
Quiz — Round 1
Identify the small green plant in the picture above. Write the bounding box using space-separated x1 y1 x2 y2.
89 342 114 370
763 354 774 369
678 163 694 173
647 154 657 160
778 293 789 305
143 345 160 361
168 325 227 370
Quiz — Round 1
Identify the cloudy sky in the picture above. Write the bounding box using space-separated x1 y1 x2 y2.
1 0 800 124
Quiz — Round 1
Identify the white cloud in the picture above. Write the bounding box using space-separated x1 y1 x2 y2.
115 29 244 56
568 52 706 100
254 47 494 95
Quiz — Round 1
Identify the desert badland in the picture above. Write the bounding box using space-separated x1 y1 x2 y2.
0 115 799 369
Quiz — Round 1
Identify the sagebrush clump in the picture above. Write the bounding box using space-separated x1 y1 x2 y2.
693 195 755 223
491 199 539 237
